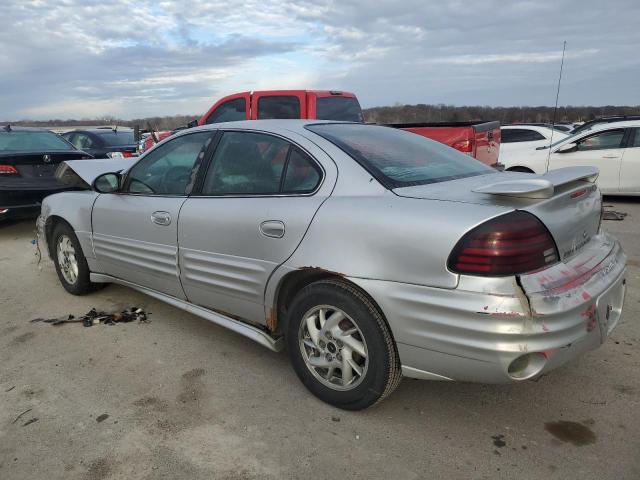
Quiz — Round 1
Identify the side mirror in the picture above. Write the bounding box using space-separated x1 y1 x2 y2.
93 172 121 193
556 143 577 154
187 119 198 128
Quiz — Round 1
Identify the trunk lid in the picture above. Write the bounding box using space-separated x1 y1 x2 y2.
0 151 91 190
394 167 602 261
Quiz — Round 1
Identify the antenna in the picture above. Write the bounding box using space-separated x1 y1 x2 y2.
545 41 566 173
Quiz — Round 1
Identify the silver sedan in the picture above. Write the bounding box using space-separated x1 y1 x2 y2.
37 120 627 410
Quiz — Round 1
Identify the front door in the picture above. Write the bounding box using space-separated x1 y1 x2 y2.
91 130 215 298
549 128 625 194
179 130 336 324
620 127 640 193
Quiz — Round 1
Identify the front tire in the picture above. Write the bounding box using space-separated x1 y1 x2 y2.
286 279 401 410
52 223 102 295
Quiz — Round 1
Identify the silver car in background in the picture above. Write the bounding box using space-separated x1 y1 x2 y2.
37 120 627 410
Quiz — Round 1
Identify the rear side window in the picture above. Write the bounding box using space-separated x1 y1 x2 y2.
307 123 491 188
316 97 363 122
501 129 544 143
206 98 247 124
97 131 135 146
577 129 624 151
257 96 300 119
202 131 321 195
629 128 640 148
283 148 321 193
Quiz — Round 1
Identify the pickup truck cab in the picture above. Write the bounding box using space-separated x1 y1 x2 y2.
198 90 363 124
144 90 501 167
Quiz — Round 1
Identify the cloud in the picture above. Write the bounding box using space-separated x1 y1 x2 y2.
0 0 638 119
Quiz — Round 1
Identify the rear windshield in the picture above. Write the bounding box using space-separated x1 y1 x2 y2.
316 97 363 122
97 131 135 146
307 123 492 188
0 130 75 152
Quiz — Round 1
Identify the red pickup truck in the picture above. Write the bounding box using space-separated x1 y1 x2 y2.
144 90 501 167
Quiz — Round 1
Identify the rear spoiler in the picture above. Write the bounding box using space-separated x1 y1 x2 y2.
473 166 599 199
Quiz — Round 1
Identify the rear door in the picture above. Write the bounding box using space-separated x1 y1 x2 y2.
91 130 216 298
619 127 640 193
178 129 336 324
549 128 625 193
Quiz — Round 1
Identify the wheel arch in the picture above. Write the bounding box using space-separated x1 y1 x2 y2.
44 215 74 259
269 268 393 342
506 166 535 173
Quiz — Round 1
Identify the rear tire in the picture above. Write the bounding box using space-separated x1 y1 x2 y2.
51 222 103 295
286 279 401 410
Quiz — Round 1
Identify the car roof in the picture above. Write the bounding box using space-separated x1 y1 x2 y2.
0 125 56 132
576 119 640 134
67 128 134 134
181 119 350 136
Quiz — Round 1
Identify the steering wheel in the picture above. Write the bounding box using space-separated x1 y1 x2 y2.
161 166 192 194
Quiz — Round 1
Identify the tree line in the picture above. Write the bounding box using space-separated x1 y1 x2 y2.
4 104 640 130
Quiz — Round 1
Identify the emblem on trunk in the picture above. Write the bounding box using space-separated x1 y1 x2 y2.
43 154 51 163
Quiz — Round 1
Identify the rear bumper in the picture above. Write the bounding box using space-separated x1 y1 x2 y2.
0 190 55 220
349 232 627 383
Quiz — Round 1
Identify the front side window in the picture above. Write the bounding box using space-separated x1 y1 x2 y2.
307 123 491 188
576 129 624 151
125 131 213 195
257 96 300 119
202 131 321 195
0 130 75 152
630 128 640 148
206 98 247 124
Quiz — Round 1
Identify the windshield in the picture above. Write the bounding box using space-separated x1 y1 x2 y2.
307 123 492 188
316 97 364 122
97 131 135 146
546 131 581 149
0 130 75 152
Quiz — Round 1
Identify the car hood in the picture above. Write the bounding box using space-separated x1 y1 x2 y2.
55 157 137 187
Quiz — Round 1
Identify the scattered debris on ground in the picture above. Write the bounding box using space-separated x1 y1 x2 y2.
96 413 109 423
12 408 33 424
30 307 150 327
602 210 627 221
22 418 39 427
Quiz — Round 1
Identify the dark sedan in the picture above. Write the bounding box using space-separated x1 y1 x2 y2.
61 127 137 159
0 125 92 220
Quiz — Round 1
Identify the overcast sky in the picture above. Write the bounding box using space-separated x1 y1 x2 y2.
1 0 639 119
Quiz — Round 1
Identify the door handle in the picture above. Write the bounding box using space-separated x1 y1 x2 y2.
602 154 620 158
259 220 285 238
151 211 171 226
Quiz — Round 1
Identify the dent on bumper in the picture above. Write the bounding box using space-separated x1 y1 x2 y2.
349 232 627 383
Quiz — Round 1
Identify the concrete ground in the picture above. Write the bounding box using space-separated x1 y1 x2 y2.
1 198 639 480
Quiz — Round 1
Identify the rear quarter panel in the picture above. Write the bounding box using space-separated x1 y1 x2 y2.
282 194 512 289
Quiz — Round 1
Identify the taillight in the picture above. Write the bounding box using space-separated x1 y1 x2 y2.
448 211 559 276
0 165 19 175
452 139 473 154
122 151 133 158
